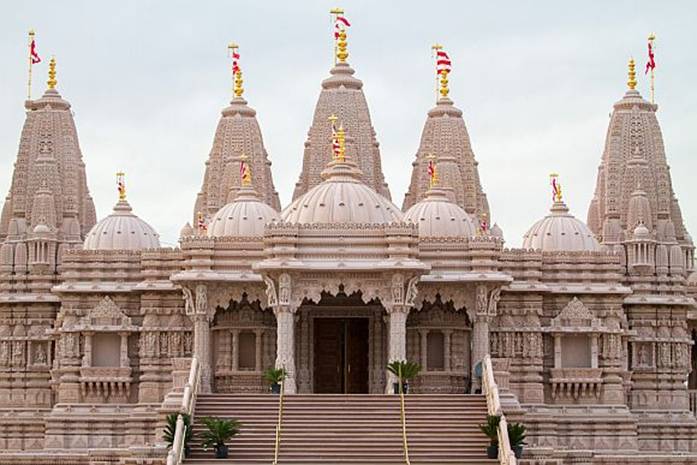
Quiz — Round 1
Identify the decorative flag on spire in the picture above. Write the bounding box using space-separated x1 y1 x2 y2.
328 114 341 159
432 44 451 99
240 154 252 186
197 211 207 233
116 172 126 201
27 30 41 99
334 13 351 39
645 36 656 74
29 33 41 64
646 33 656 104
479 213 489 235
550 173 562 203
436 49 451 75
331 8 350 64
426 154 438 188
228 43 244 98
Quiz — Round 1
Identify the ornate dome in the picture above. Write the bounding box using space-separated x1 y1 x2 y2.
208 187 280 237
523 200 600 252
282 158 402 225
83 200 160 250
403 187 476 237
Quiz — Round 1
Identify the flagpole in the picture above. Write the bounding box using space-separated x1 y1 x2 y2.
27 30 35 100
648 33 656 104
431 44 442 103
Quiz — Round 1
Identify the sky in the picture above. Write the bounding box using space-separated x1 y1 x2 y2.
1 0 695 247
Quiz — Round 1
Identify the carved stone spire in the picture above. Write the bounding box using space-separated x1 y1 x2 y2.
291 56 391 201
586 61 693 274
0 70 96 263
403 96 489 219
194 60 281 223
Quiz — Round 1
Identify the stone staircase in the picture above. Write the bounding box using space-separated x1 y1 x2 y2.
185 393 496 464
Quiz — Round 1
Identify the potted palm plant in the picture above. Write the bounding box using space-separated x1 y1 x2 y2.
479 414 500 459
263 367 287 394
386 360 421 394
163 413 193 458
200 416 241 459
507 421 527 459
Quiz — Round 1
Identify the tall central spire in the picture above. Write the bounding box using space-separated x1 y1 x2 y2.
292 10 391 201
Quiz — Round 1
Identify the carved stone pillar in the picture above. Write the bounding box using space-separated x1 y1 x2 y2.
119 332 129 368
231 329 239 371
274 307 297 393
444 329 452 371
471 285 500 393
254 329 263 372
386 306 409 393
419 329 428 371
183 284 214 393
82 333 93 368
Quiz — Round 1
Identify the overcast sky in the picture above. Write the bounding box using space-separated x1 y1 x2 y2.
1 1 695 247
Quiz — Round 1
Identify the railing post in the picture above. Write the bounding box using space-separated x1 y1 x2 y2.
481 355 517 465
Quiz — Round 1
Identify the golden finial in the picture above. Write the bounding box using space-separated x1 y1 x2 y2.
331 8 350 64
439 70 450 98
627 57 637 90
549 172 563 203
240 153 252 186
228 43 243 98
116 172 126 201
426 153 439 188
47 56 57 89
433 44 450 99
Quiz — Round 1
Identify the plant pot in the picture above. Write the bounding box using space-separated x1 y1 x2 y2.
513 445 523 459
486 444 498 459
270 383 281 394
215 444 229 459
392 382 409 394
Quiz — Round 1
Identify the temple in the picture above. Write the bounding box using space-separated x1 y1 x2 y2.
0 16 696 465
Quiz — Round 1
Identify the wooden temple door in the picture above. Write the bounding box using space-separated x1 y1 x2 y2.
313 318 370 393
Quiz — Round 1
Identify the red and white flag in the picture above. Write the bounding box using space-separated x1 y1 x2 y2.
29 38 41 64
645 41 656 74
197 212 207 232
436 49 451 75
232 50 240 75
334 15 351 39
331 121 341 158
427 159 436 181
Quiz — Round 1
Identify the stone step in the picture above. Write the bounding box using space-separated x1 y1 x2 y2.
184 394 495 464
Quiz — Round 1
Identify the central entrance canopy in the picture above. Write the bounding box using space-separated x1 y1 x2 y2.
314 317 369 393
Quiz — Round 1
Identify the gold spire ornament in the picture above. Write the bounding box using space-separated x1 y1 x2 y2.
239 153 252 186
228 43 243 98
331 8 350 65
627 57 637 90
336 125 346 162
47 56 57 90
426 153 439 188
116 172 126 200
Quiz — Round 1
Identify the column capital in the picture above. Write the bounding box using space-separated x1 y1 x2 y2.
182 284 214 322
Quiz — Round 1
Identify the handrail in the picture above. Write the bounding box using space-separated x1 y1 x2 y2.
398 383 411 465
272 378 285 465
167 356 201 465
481 355 517 465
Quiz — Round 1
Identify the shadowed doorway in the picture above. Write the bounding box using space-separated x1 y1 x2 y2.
313 318 369 393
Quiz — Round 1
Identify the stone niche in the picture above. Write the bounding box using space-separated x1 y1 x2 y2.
545 297 619 404
212 297 276 393
64 297 138 403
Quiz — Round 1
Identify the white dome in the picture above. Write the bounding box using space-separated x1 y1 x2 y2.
403 187 476 237
282 159 402 224
84 200 160 250
522 201 600 252
208 187 280 237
